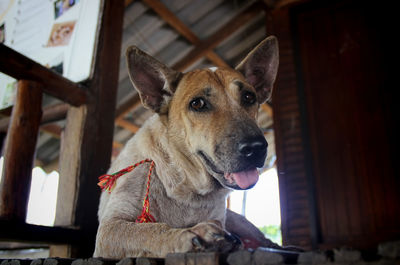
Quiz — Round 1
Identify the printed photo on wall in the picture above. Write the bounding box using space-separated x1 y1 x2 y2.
47 21 76 47
54 0 78 19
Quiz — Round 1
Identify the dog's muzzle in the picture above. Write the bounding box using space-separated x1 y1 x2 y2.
199 134 268 190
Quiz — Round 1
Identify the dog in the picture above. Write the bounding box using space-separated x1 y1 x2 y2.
94 36 279 258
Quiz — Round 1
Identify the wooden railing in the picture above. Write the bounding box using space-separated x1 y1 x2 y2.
0 1 124 258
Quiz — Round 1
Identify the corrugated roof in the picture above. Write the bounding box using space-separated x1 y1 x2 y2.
31 0 276 172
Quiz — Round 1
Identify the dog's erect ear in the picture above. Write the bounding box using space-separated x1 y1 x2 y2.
126 46 182 113
236 36 279 103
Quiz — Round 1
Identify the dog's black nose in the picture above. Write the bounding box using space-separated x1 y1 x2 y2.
238 135 268 158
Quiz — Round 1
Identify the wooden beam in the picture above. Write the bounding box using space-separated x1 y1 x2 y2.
0 44 87 107
41 103 69 124
0 80 42 221
40 122 123 150
173 2 263 71
142 0 230 68
1 94 144 134
166 253 220 265
115 118 139 133
40 123 63 139
0 220 82 245
56 107 85 228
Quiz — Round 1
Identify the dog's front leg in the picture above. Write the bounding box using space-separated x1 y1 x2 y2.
94 219 233 258
225 209 280 249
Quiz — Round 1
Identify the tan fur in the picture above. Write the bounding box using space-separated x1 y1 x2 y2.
94 37 279 258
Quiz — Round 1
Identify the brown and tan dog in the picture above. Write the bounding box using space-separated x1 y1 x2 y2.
94 36 279 258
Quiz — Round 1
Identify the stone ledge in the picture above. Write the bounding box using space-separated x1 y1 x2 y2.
1 241 399 265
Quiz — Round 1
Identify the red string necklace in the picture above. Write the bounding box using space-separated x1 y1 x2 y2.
97 159 156 223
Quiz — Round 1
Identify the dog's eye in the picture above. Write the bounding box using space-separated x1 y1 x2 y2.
242 91 257 106
189 98 207 112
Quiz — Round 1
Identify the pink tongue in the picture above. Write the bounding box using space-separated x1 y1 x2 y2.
231 168 259 189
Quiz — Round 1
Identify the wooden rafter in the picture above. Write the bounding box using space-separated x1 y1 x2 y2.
115 118 140 133
40 123 123 150
1 93 142 136
141 0 230 68
173 2 263 71
41 124 63 139
261 103 273 117
0 103 69 132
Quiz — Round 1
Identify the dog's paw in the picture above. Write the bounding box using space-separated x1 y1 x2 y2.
179 221 242 253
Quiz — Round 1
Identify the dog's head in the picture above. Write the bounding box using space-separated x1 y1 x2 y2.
126 37 279 191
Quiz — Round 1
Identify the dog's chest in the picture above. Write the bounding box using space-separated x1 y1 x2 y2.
149 179 227 228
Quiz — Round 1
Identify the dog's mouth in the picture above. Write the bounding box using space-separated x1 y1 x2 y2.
223 170 259 190
197 151 260 190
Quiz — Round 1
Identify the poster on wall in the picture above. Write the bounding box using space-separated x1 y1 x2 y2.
0 0 102 110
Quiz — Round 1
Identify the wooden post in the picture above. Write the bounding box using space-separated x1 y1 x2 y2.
53 0 124 258
0 80 42 221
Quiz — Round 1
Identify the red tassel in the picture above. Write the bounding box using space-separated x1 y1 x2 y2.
98 159 157 223
97 159 152 193
136 161 156 223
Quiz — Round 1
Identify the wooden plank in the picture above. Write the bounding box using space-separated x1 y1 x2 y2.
54 0 125 257
0 80 42 221
49 245 71 259
0 103 69 132
142 0 229 68
0 220 82 245
0 219 81 244
0 44 87 107
268 7 314 249
173 2 263 71
56 107 85 227
1 94 142 133
166 253 219 265
294 1 399 249
115 118 139 133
